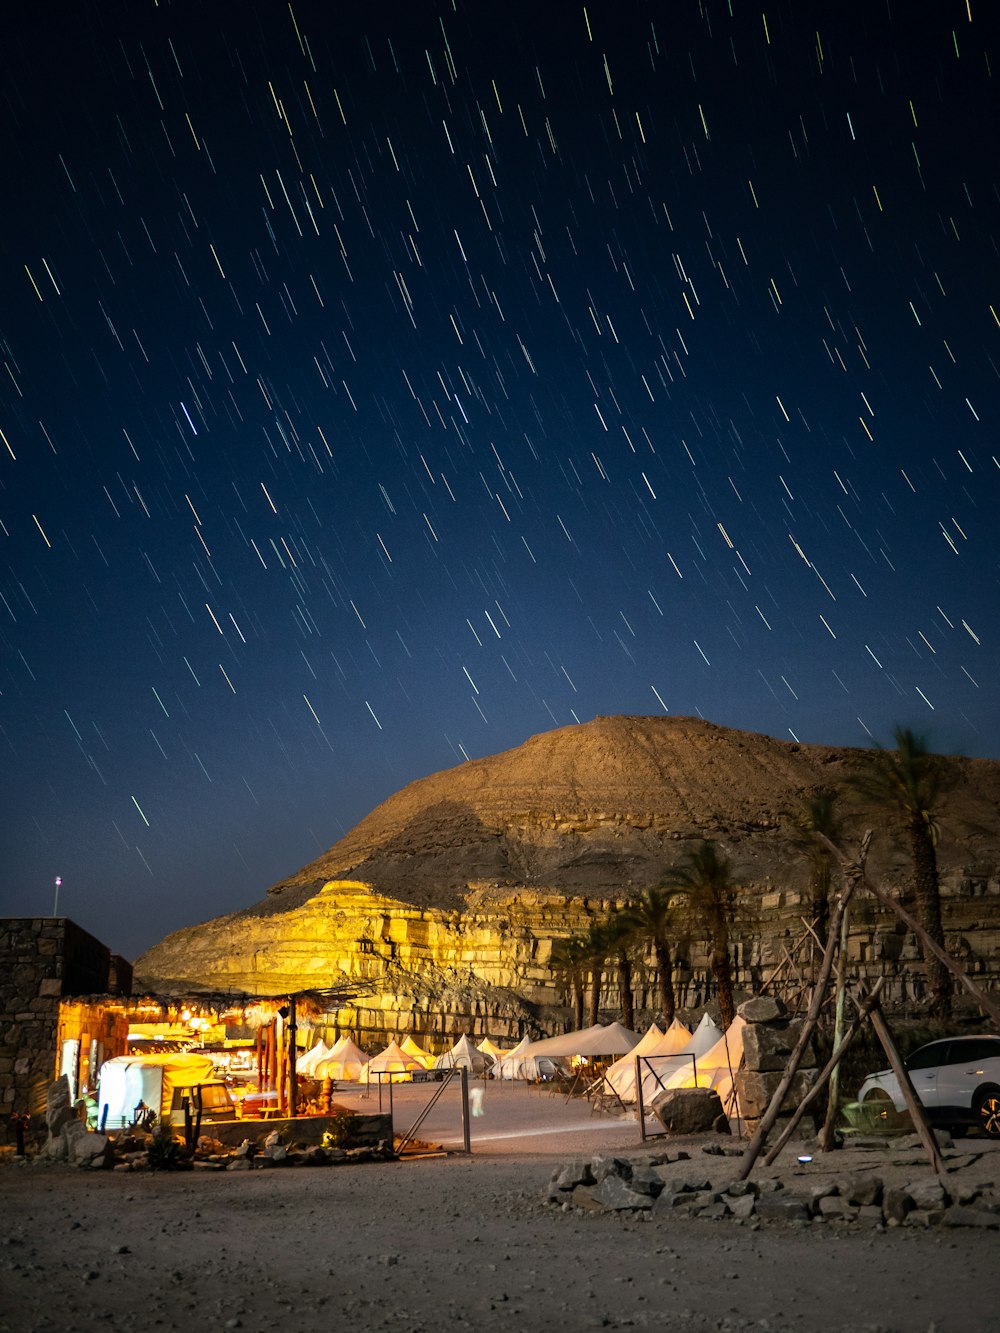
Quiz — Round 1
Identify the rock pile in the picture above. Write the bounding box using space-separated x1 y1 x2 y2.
545 1153 1000 1229
43 1076 111 1166
734 995 818 1137
35 1075 396 1172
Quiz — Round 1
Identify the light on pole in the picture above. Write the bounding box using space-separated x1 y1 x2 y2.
52 876 62 917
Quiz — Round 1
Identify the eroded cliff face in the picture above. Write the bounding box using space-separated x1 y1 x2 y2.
136 716 1000 1042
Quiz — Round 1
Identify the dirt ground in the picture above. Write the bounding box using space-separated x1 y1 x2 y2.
2 1088 998 1333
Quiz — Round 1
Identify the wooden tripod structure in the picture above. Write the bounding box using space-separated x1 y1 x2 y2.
738 830 1000 1181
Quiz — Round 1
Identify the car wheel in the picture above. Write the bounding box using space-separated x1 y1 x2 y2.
863 1088 906 1131
974 1086 1000 1138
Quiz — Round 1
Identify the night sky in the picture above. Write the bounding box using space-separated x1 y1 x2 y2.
2 2 998 961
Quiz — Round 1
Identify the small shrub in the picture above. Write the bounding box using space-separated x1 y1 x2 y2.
147 1129 183 1171
321 1108 357 1149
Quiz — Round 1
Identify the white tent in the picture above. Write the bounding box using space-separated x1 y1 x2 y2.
296 1039 333 1076
433 1034 491 1074
97 1052 215 1129
359 1039 425 1084
490 1034 567 1082
685 1012 723 1051
663 1016 748 1118
399 1035 436 1068
512 1022 640 1061
313 1034 368 1082
604 1018 692 1105
477 1038 507 1065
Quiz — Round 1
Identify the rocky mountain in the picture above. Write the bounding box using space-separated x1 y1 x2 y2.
135 716 1000 1040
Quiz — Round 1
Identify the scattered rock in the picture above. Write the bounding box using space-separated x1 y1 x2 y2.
941 1205 1000 1229
906 1179 950 1211
842 1174 883 1208
754 1195 811 1223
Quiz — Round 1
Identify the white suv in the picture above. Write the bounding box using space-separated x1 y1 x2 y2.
857 1035 1000 1138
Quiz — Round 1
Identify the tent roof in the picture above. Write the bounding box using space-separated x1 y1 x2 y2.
296 1039 332 1075
679 1013 723 1056
399 1035 435 1066
103 1052 215 1073
434 1034 490 1070
516 1022 640 1060
313 1037 367 1081
477 1038 508 1060
364 1039 424 1072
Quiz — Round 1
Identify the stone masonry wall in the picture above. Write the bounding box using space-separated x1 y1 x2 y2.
0 917 121 1135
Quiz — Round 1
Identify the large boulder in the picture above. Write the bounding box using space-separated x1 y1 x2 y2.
742 1020 808 1072
45 1076 74 1140
650 1087 725 1135
738 996 787 1024
72 1131 114 1169
735 1067 818 1119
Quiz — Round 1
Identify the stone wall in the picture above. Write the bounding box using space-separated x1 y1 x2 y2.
0 917 128 1137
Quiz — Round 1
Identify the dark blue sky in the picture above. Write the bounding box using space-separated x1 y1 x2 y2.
2 1 998 960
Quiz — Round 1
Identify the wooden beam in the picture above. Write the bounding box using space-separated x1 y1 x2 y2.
869 1002 945 1175
763 978 884 1166
737 871 859 1180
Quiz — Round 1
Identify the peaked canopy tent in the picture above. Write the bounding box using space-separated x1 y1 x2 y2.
313 1034 368 1082
663 1016 748 1120
399 1035 435 1068
477 1038 508 1064
637 1015 723 1102
296 1039 333 1076
490 1035 567 1082
359 1039 425 1084
433 1034 491 1074
514 1022 641 1060
603 1018 692 1106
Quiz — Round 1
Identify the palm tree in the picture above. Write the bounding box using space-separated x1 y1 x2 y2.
790 789 842 953
663 841 739 1029
580 921 610 1027
599 908 642 1030
846 727 954 1018
628 886 679 1024
548 936 587 1029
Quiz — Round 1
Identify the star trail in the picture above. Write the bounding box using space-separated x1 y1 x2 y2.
1 2 998 957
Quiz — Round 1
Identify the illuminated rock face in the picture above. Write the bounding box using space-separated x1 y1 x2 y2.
136 716 1000 1044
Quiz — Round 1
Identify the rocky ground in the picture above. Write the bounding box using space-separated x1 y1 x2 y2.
2 1130 998 1333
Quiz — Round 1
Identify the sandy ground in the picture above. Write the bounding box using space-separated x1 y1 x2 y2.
2 1086 999 1333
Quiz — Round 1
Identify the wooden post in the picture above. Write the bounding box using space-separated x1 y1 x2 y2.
763 979 885 1166
277 1011 288 1117
288 997 298 1119
819 898 852 1150
737 869 859 1180
869 1003 945 1175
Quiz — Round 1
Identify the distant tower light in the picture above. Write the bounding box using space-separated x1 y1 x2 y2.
52 876 63 917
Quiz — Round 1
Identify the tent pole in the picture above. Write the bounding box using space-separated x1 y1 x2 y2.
819 898 852 1151
636 1055 647 1142
461 1067 471 1154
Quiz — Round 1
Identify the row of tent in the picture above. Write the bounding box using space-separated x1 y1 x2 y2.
294 1015 747 1114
